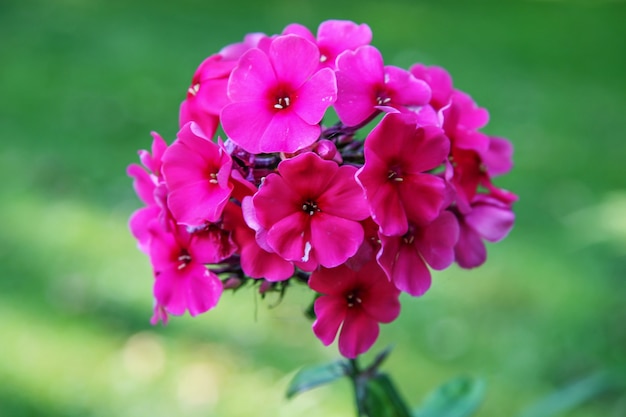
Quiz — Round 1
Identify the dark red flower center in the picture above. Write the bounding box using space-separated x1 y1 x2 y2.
346 291 362 308
177 249 192 270
302 200 320 216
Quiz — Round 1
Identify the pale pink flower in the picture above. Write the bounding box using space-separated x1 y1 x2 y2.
221 34 337 154
310 261 401 358
356 113 449 236
252 152 369 269
161 122 233 226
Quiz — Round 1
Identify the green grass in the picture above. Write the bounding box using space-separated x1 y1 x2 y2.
1 0 625 415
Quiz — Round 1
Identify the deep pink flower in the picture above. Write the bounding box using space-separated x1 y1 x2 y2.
283 20 372 69
334 46 431 127
162 122 233 226
310 261 401 358
229 199 295 281
221 35 337 154
377 211 459 296
356 113 449 236
127 132 169 253
252 152 369 269
180 33 268 138
453 194 515 269
148 223 223 317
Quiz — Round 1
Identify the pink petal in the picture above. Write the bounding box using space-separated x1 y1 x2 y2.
378 236 432 296
220 101 275 154
312 296 347 346
277 152 336 197
481 136 514 176
455 222 487 269
282 23 316 43
129 206 160 253
127 164 155 206
357 265 401 323
259 110 321 153
310 213 364 268
167 180 232 225
318 165 369 221
416 211 459 270
266 212 309 262
269 35 319 88
185 269 223 316
465 201 515 242
384 66 431 106
227 48 276 102
309 264 358 295
338 308 379 358
317 20 372 59
399 173 446 227
252 173 302 228
292 67 337 124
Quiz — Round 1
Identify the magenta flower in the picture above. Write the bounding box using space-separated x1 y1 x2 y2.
127 132 168 253
228 198 295 282
453 195 515 269
377 211 459 296
148 223 223 317
161 122 233 226
310 261 401 358
252 152 369 269
334 46 431 127
221 34 337 154
180 33 268 139
356 113 449 236
283 20 372 69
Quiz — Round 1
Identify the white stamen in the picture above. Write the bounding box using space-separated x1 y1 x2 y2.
302 241 312 262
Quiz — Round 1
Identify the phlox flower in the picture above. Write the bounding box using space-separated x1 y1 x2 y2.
221 34 337 154
283 20 372 69
148 223 223 317
161 122 233 226
377 211 459 296
252 152 369 269
452 194 515 269
180 33 268 138
127 132 168 253
356 113 449 236
310 261 401 358
334 45 431 127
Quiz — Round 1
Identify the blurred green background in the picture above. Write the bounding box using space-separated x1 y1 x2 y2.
1 0 625 415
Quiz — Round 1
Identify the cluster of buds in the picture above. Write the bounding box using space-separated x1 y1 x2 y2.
128 20 516 358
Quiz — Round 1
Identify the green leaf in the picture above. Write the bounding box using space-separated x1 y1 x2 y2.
286 360 348 399
515 371 611 417
413 376 486 417
363 373 413 417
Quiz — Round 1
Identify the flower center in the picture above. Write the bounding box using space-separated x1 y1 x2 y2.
177 249 192 270
387 170 403 182
302 200 320 216
346 291 362 308
188 83 200 96
274 96 291 110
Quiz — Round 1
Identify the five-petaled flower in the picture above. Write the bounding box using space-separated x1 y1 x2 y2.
310 261 401 358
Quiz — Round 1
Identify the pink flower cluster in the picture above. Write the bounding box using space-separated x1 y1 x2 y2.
128 20 516 358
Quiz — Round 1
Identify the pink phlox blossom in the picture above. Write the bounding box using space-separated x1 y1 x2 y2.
310 261 401 358
228 198 295 281
334 46 431 127
356 113 449 236
409 64 454 111
221 34 337 154
377 211 459 296
180 33 268 138
162 122 234 226
148 222 223 317
252 152 369 269
283 20 372 69
452 194 515 269
127 132 169 253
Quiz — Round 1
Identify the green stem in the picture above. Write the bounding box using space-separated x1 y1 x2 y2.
348 357 367 417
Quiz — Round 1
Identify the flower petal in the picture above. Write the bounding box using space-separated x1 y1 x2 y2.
338 308 379 358
312 296 347 346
